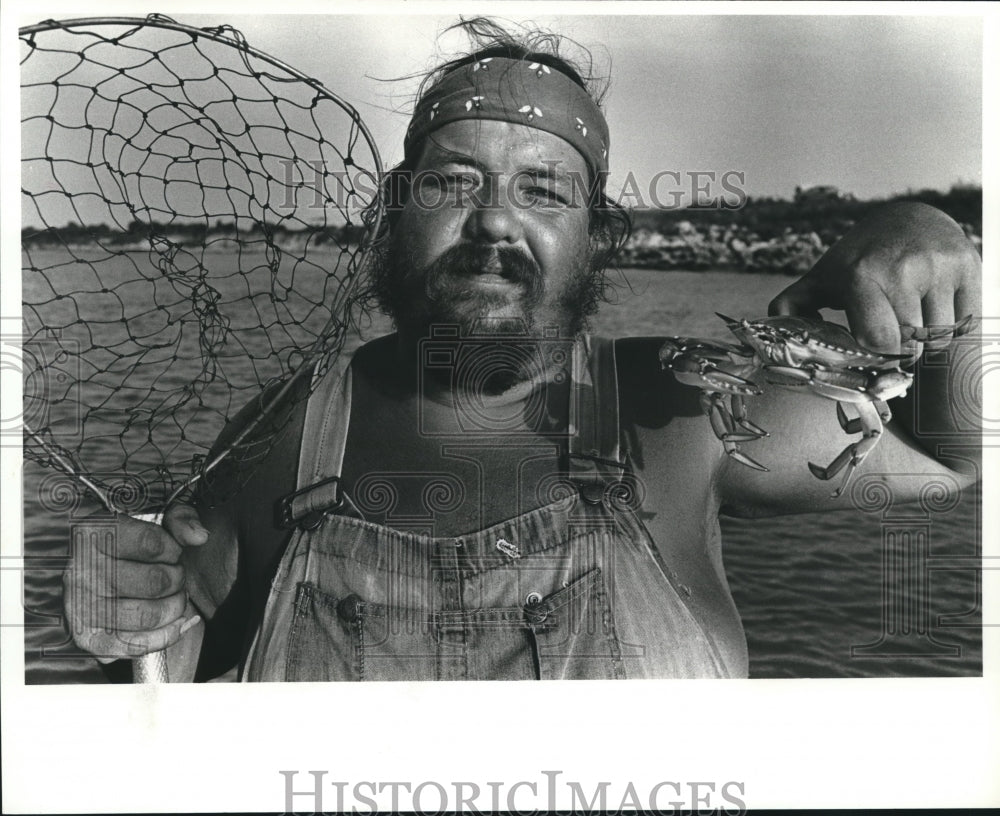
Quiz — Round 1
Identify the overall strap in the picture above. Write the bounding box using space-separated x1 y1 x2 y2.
276 349 354 528
567 335 626 487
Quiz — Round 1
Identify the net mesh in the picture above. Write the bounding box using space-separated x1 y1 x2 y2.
20 15 382 510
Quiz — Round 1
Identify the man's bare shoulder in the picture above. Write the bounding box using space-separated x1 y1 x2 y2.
611 335 725 484
613 335 705 429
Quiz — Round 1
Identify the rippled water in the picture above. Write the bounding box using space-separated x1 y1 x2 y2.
21 263 981 681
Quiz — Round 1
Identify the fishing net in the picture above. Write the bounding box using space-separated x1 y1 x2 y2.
20 15 383 514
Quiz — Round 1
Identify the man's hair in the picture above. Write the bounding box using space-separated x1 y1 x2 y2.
358 18 632 322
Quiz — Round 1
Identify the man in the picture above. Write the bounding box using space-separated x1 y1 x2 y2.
64 25 981 681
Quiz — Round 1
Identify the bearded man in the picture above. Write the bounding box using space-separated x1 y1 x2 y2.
65 24 982 681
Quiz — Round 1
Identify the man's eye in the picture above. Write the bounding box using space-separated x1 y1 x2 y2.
445 173 479 190
524 186 568 205
417 172 479 194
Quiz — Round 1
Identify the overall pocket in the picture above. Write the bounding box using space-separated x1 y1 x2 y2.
523 567 625 680
284 582 359 681
285 582 441 681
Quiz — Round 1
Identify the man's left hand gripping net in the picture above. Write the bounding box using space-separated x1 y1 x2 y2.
20 15 384 512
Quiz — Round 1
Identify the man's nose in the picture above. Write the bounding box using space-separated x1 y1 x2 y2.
463 183 523 244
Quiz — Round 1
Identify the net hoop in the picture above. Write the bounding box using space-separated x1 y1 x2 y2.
21 13 385 683
20 12 385 510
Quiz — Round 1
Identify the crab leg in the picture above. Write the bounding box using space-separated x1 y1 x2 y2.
836 402 862 435
808 402 883 498
840 399 891 429
700 393 769 471
873 399 892 423
731 394 769 438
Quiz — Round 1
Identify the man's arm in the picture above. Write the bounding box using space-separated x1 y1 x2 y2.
714 202 982 514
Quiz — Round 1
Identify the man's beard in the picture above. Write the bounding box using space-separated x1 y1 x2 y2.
423 243 544 335
370 239 601 341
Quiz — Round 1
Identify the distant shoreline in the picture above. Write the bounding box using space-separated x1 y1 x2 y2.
22 183 982 277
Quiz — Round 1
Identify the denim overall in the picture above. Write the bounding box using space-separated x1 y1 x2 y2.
243 337 729 680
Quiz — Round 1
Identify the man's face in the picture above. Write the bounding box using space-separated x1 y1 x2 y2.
387 119 595 339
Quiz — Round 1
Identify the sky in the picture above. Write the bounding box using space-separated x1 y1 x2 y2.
11 9 983 214
141 10 984 204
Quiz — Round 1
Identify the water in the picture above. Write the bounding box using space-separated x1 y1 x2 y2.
21 258 982 682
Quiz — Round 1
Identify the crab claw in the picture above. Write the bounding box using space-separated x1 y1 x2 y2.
954 313 976 338
761 364 814 387
702 365 762 393
671 358 761 395
900 314 976 343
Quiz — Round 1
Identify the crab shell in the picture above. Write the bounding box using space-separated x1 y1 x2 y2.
719 314 909 371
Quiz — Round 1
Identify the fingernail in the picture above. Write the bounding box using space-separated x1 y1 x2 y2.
179 615 202 635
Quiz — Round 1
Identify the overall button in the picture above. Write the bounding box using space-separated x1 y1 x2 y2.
523 591 547 625
336 594 362 622
577 482 605 505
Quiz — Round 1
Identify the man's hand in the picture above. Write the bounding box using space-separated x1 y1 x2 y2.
63 505 208 661
768 201 981 357
716 201 981 511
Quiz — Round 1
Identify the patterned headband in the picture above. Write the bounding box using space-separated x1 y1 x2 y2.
404 56 610 178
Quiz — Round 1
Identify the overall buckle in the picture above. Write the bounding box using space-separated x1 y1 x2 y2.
276 476 343 529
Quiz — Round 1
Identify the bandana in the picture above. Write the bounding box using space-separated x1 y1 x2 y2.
404 56 610 179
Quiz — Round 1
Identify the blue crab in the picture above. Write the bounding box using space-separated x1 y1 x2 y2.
659 313 922 498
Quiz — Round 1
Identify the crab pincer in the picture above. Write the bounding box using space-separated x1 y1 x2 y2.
899 314 975 344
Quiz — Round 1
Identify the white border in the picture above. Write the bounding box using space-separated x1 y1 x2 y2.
3 2 998 812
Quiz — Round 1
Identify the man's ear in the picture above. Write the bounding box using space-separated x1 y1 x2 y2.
380 162 415 234
588 206 629 269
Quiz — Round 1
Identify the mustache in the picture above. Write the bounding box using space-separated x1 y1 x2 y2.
422 244 544 303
